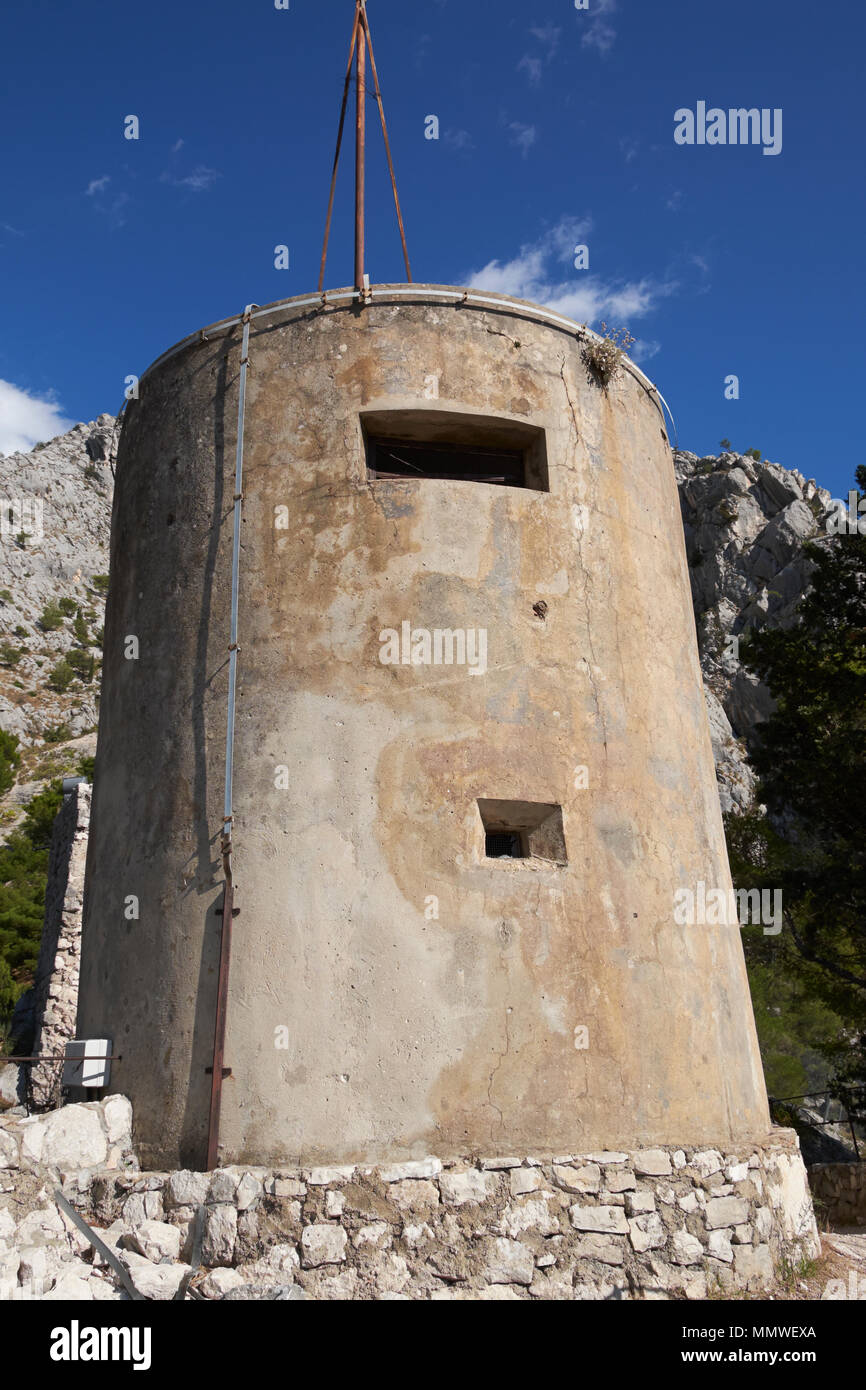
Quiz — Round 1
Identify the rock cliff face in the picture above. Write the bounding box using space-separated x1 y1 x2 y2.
0 418 113 838
675 450 836 814
0 422 836 829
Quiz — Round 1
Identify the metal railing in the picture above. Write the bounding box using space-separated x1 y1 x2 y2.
770 1087 865 1159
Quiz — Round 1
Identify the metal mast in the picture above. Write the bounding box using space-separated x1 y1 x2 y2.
319 1 412 293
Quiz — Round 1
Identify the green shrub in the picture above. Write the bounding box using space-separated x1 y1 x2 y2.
0 590 12 603
0 781 64 995
0 954 18 1022
38 602 65 632
13 626 28 639
91 575 110 595
43 722 72 744
57 597 77 618
0 730 20 796
0 643 22 668
72 609 89 645
47 659 75 692
67 649 96 681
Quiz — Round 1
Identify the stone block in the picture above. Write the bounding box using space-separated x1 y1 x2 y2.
570 1205 629 1235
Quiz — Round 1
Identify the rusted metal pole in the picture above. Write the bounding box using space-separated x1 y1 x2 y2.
206 869 233 1171
354 12 366 291
361 4 412 283
318 5 361 293
0 1054 119 1063
206 303 253 1172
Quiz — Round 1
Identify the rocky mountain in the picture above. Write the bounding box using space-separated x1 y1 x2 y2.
0 417 114 838
0 419 839 839
676 449 836 814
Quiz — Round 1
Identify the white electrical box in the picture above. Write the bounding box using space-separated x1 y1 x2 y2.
63 1039 113 1089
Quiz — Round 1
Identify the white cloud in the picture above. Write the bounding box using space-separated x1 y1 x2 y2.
581 0 618 55
517 54 542 85
86 176 110 196
519 24 561 83
529 24 561 59
464 218 676 330
631 339 662 363
509 122 537 157
445 128 474 151
0 380 73 456
161 164 221 192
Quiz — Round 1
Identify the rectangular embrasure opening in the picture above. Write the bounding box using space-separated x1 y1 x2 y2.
478 799 567 865
362 409 549 491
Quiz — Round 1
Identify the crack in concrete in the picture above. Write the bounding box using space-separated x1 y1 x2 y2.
560 357 608 756
485 327 522 349
486 1008 510 1136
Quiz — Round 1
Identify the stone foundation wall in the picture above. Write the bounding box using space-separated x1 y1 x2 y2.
809 1162 866 1228
0 1100 819 1301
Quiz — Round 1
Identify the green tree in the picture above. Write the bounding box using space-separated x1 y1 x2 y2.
67 649 96 682
0 643 22 668
0 730 20 795
47 659 75 692
38 602 65 632
0 781 63 1002
72 608 89 646
730 469 866 1112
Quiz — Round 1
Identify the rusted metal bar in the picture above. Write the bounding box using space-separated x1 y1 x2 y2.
360 3 412 283
318 4 361 292
206 301 254 1172
354 11 367 291
206 871 234 1171
0 1054 120 1064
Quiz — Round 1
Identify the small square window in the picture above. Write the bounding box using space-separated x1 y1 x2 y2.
478 799 567 865
485 831 527 860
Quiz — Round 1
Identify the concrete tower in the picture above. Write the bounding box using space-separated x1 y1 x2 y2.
76 286 770 1171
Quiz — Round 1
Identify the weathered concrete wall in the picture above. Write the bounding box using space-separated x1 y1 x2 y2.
28 783 91 1109
77 286 769 1169
809 1162 866 1227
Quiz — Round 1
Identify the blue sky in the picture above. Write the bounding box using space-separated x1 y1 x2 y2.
1 0 863 495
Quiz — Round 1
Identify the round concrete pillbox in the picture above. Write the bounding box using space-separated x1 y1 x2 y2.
76 285 770 1170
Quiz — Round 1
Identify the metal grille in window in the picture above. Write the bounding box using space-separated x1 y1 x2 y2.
485 832 527 860
367 438 526 487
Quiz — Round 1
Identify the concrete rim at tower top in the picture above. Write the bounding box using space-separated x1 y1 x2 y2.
138 282 672 429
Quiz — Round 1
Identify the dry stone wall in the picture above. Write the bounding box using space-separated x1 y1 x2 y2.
808 1162 866 1228
0 1099 819 1301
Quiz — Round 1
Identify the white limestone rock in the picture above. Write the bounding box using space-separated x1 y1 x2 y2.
301 1223 347 1268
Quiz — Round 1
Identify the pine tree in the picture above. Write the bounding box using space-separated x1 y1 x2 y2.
730 468 866 1115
